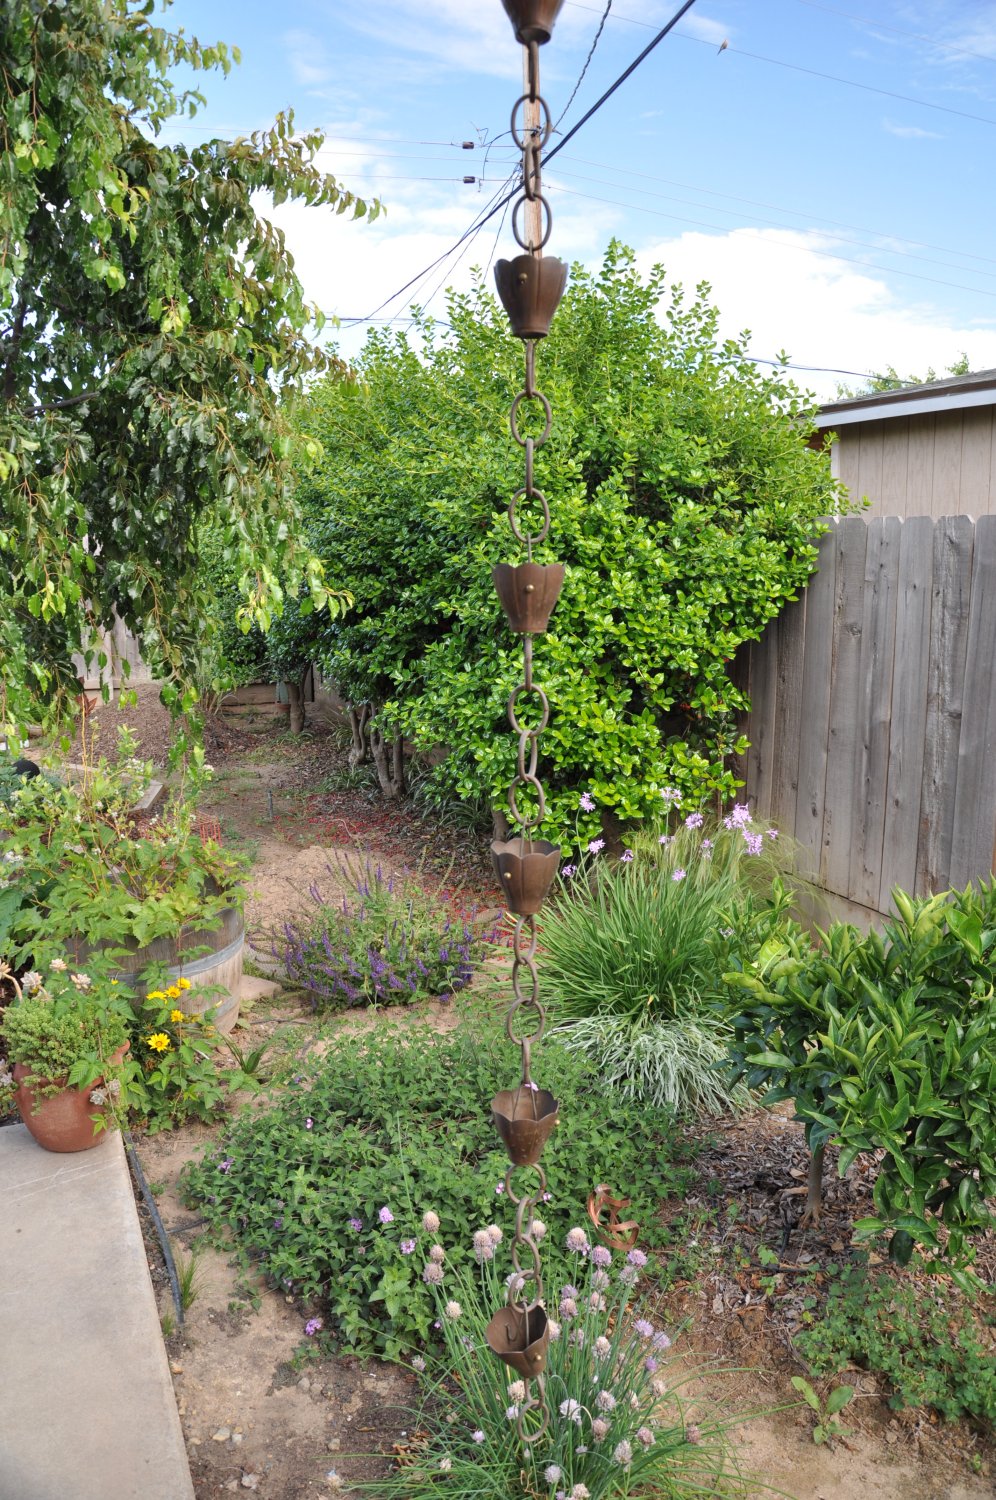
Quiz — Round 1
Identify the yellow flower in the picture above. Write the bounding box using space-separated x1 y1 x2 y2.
146 990 166 1001
170 1009 185 1024
166 985 181 1001
146 1032 171 1053
177 977 192 991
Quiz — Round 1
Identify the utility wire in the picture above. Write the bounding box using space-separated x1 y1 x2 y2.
343 0 702 327
555 0 613 128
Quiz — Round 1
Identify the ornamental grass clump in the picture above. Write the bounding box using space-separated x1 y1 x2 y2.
352 1220 744 1499
543 795 787 1116
265 854 493 1009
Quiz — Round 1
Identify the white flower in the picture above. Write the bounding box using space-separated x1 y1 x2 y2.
613 1439 633 1466
507 1380 526 1401
505 1404 520 1421
544 1465 562 1484
559 1398 582 1426
596 1390 616 1412
422 1210 440 1234
444 1300 462 1321
529 1218 547 1240
589 1292 606 1312
471 1430 485 1444
107 1078 121 1098
485 1224 503 1245
21 970 42 995
570 1487 591 1500
50 957 67 971
629 1393 640 1411
547 1319 561 1342
565 1227 589 1254
592 1418 609 1442
88 1087 108 1106
652 1375 668 1398
636 1426 655 1449
429 1244 446 1263
70 972 92 990
594 1335 611 1359
439 1457 452 1472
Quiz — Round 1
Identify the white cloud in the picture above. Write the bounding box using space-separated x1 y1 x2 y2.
632 227 996 398
882 118 943 138
282 29 334 88
679 13 731 48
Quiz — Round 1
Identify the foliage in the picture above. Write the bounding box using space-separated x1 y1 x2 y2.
0 731 245 967
796 1263 995 1427
295 243 846 832
835 352 970 399
349 1222 742 1499
0 0 374 733
0 958 137 1127
724 885 996 1267
128 979 227 1131
789 1376 854 1447
181 1015 698 1358
261 854 493 1010
541 799 787 1115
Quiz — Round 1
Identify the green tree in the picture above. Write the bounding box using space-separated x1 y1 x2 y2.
0 0 375 733
835 353 971 399
297 244 846 834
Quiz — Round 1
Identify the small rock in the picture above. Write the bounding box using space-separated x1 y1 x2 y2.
327 1438 340 1451
885 1430 898 1445
241 1475 260 1491
298 1377 311 1392
284 1295 294 1304
224 1482 239 1493
231 1433 244 1447
170 1361 183 1375
212 1427 232 1443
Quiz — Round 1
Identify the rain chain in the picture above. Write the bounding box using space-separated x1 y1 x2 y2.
485 0 570 1449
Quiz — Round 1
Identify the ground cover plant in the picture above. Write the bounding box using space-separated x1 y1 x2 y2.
181 1013 699 1359
261 853 494 1009
542 798 786 1116
725 884 996 1269
796 1261 995 1429
279 243 846 833
348 1219 742 1499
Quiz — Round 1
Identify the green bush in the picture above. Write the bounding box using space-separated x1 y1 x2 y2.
181 1015 698 1358
725 885 996 1267
796 1263 995 1427
295 243 845 832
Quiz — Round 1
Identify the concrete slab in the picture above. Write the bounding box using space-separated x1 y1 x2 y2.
238 974 282 1005
0 1125 194 1500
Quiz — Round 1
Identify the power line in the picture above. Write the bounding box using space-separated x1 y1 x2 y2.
544 181 996 301
555 0 613 128
342 0 702 327
566 0 996 126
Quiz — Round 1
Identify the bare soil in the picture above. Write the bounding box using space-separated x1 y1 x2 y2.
73 714 996 1498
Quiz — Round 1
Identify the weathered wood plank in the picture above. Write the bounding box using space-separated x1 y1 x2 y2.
916 516 974 893
907 413 935 516
822 517 869 897
879 517 934 907
930 411 964 516
949 514 996 886
747 619 781 822
879 418 910 517
849 517 901 909
794 527 837 881
959 408 993 514
768 592 808 839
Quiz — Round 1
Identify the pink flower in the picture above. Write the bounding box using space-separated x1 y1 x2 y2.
587 838 605 854
672 867 686 882
305 1117 313 1130
579 792 595 812
304 1317 323 1336
378 1206 394 1224
620 849 634 863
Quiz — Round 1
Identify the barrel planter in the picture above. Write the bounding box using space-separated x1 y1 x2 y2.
73 905 245 1035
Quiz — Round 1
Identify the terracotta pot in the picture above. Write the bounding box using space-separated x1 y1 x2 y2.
13 1041 129 1154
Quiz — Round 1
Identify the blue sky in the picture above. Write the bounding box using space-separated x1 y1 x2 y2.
163 1 996 396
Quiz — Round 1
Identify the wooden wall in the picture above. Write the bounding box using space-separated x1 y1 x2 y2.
743 514 996 926
832 407 996 519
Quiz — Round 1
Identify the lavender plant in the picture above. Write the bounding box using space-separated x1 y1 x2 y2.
264 855 492 1009
347 1219 744 1499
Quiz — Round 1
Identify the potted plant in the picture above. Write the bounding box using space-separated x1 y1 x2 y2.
1 958 138 1152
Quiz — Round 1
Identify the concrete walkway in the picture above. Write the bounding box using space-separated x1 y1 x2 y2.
0 1124 194 1500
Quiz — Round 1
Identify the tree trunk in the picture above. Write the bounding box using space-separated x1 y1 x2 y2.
286 671 307 735
348 703 371 768
370 723 406 799
801 1145 826 1227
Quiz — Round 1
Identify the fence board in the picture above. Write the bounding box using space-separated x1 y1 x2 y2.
794 529 836 879
768 593 807 837
849 517 901 909
747 617 780 821
879 517 933 906
949 515 996 886
822 517 869 897
916 516 975 894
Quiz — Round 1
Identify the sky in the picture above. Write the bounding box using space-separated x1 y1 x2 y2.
161 0 996 398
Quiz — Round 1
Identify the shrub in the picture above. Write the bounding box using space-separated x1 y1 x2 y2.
541 802 786 1115
347 1220 743 1499
128 978 227 1131
181 1016 698 1358
796 1263 996 1427
261 854 495 1009
725 885 996 1267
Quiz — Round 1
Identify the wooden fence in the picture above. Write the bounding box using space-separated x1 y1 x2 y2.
742 513 996 925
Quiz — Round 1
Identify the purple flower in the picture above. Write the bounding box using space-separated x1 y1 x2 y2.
565 1227 589 1254
634 1318 654 1338
627 1248 648 1267
273 1217 284 1230
218 1157 234 1173
472 1430 485 1444
305 1117 314 1130
560 864 577 880
766 827 779 840
743 831 763 856
579 792 595 812
495 1182 505 1195
645 1355 659 1373
348 1217 363 1232
672 867 686 882
378 1206 394 1224
400 1239 416 1255
660 787 681 806
304 1317 323 1336
685 811 704 828
591 1245 612 1268
620 849 634 863
658 834 673 847
587 837 605 854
